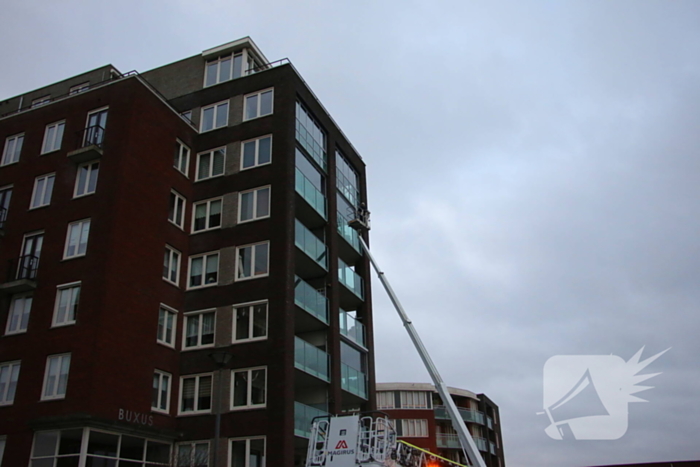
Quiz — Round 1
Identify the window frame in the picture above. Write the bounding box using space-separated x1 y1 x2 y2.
73 160 100 198
41 353 71 401
52 281 81 327
41 120 65 154
5 293 32 335
195 147 226 181
228 437 266 467
168 190 186 229
63 218 91 259
400 419 429 438
377 391 395 409
238 186 271 224
235 242 270 282
182 309 216 350
399 391 430 409
243 89 274 121
176 440 210 467
187 252 220 290
157 304 178 348
232 301 268 344
240 135 272 170
174 140 190 177
1 133 24 166
30 173 56 209
163 245 181 286
200 100 229 132
192 197 223 233
178 373 213 415
0 360 20 406
152 369 172 414
69 82 90 95
230 366 267 411
32 96 51 108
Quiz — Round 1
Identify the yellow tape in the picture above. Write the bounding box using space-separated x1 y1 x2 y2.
398 440 469 467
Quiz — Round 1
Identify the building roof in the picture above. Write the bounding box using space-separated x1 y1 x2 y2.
376 382 479 400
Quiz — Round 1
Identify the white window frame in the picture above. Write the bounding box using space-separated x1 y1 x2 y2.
69 82 90 95
41 353 71 401
32 96 51 108
235 242 269 281
230 367 267 410
228 437 266 467
243 89 274 121
174 140 190 176
157 304 178 348
377 392 395 409
400 391 429 409
192 197 223 233
400 419 428 438
195 147 226 181
182 310 216 350
30 173 55 209
5 293 32 335
52 282 81 327
204 50 253 87
238 186 271 223
200 100 229 132
178 373 213 415
240 135 272 170
1 133 24 166
187 252 220 289
0 361 20 406
63 219 91 259
176 441 210 467
232 301 268 343
41 120 65 154
168 190 186 229
152 370 172 414
163 245 181 286
73 160 99 198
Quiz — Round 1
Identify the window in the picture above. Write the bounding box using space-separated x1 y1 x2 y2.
204 51 254 87
19 232 43 279
192 198 222 232
32 95 51 108
152 370 171 413
233 302 267 343
174 140 190 176
188 253 219 289
163 246 181 285
1 134 23 166
239 187 270 223
85 108 108 146
296 101 327 170
41 121 65 154
231 367 266 410
176 441 209 467
0 186 11 226
235 242 269 281
183 311 215 349
53 283 80 327
157 305 177 347
336 151 360 207
30 173 55 208
196 148 225 181
179 374 212 414
244 89 273 121
5 294 32 335
42 353 71 400
399 419 428 438
69 82 89 95
0 436 4 465
400 391 429 409
229 437 265 467
0 361 20 405
74 160 99 197
169 190 186 229
181 110 193 121
377 392 395 409
200 101 229 132
241 135 272 170
64 219 91 259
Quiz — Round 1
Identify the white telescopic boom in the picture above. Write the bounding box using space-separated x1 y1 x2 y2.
358 235 487 467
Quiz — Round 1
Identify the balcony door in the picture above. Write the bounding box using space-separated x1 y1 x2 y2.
19 232 43 279
85 108 108 146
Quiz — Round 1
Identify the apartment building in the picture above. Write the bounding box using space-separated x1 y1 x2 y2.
376 383 505 467
0 37 374 466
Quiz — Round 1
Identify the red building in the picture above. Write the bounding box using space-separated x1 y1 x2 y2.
0 37 374 466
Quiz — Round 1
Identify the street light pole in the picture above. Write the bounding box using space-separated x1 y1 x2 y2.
209 351 234 467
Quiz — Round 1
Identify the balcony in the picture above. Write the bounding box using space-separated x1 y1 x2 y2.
295 167 326 225
0 255 38 294
338 258 363 309
490 441 496 455
0 207 6 236
340 311 366 348
475 437 488 452
434 406 485 425
435 434 488 452
295 220 327 278
294 401 329 438
487 416 493 430
295 337 330 382
337 212 361 260
67 125 105 163
294 276 328 325
340 363 367 399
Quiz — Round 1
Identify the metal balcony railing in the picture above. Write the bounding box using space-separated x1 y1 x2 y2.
8 255 39 282
79 124 106 149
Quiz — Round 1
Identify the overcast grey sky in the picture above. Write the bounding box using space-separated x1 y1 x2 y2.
2 1 699 466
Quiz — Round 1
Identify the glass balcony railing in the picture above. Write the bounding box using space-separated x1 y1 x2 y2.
434 406 485 425
296 168 326 219
490 441 496 455
487 416 493 429
475 437 488 452
295 276 328 324
436 433 461 449
294 401 329 438
340 363 367 399
337 212 360 252
295 219 327 270
338 258 363 300
294 337 330 382
340 311 365 347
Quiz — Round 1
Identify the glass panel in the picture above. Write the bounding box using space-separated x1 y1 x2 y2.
55 457 80 467
253 244 268 276
245 95 258 120
201 313 214 345
236 307 250 340
198 154 211 179
206 61 218 86
249 438 265 467
242 141 256 168
260 91 272 116
31 460 55 467
190 257 203 287
219 57 231 82
194 203 207 231
58 429 83 455
120 435 145 460
85 458 117 467
201 107 214 131
252 304 266 338
205 255 218 284
251 369 265 405
255 188 269 218
182 378 195 411
87 430 119 456
258 137 271 164
87 163 99 193
197 376 212 411
33 431 59 456
238 246 252 278
233 371 248 407
233 53 243 78
186 315 199 347
212 149 225 176
240 192 253 221
145 440 171 463
230 440 246 467
215 103 228 128
209 200 221 228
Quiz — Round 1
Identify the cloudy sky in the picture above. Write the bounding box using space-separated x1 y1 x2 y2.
2 1 699 465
